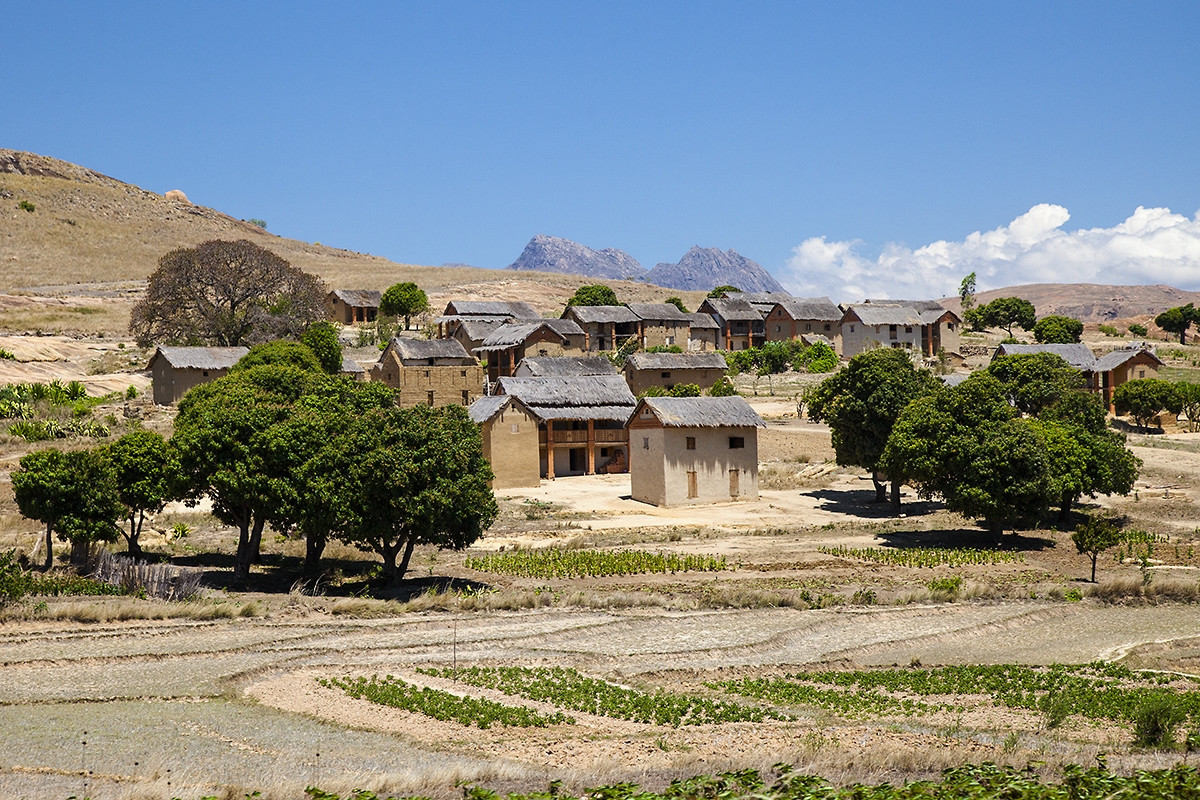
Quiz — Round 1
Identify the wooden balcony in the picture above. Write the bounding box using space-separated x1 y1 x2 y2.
538 429 629 445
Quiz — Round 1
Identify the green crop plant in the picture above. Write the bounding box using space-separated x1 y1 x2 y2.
465 547 727 579
819 545 1023 568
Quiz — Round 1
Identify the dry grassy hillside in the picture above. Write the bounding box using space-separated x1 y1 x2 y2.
0 149 706 333
940 283 1200 326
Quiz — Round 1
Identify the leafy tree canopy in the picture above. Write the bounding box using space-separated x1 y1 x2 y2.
1155 303 1197 344
232 340 325 374
665 297 688 313
1071 514 1122 583
567 284 620 307
380 282 430 328
708 377 737 396
301 322 343 374
106 430 178 558
1113 378 1182 429
986 352 1086 416
1176 382 1200 433
708 285 742 298
129 239 326 347
1033 315 1084 344
978 297 1037 338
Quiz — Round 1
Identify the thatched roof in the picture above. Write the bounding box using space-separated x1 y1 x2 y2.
739 291 794 311
633 396 765 428
563 305 639 324
340 356 366 374
799 333 833 347
444 300 540 318
772 297 842 322
684 312 719 330
455 319 508 341
992 343 1097 371
1092 347 1163 372
699 297 763 322
468 395 511 424
516 356 617 377
388 337 475 363
918 308 961 325
497 375 635 421
329 289 382 308
625 303 689 322
625 352 728 371
843 305 923 326
864 299 947 313
474 319 584 352
149 346 249 371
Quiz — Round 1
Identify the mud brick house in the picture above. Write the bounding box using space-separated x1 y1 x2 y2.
763 298 843 350
627 396 765 507
684 312 720 351
469 395 541 489
735 291 796 316
622 352 728 395
326 290 381 324
697 297 765 351
514 355 618 378
339 355 366 381
370 337 483 407
992 342 1163 410
148 346 249 405
560 305 639 352
839 304 925 357
625 303 691 349
436 300 541 350
474 319 585 382
494 375 636 479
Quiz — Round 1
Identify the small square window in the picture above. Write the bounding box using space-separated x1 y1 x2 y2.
643 437 650 450
202 370 209 377
686 436 696 450
728 436 745 449
661 372 671 379
461 370 467 377
511 423 520 433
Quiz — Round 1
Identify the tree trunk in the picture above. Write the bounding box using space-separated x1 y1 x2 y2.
42 523 53 572
872 474 887 504
232 514 264 585
396 537 417 581
1058 492 1075 523
987 518 1005 537
304 532 327 578
890 481 902 513
125 512 144 560
69 538 90 570
1091 552 1098 583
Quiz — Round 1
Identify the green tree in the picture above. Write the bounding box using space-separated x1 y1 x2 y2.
1176 382 1200 432
332 405 498 584
793 341 838 374
1113 378 1182 430
807 348 941 508
664 297 688 313
978 297 1037 338
1032 315 1084 344
986 352 1086 416
12 449 123 570
708 377 737 396
958 272 977 315
1154 303 1196 344
129 239 326 347
1128 323 1148 337
708 285 742 298
301 321 343 374
881 373 1052 534
1071 514 1122 582
567 284 620 307
380 282 430 330
106 431 177 559
232 340 324 374
670 383 701 397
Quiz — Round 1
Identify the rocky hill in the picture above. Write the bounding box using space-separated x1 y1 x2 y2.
940 283 1200 323
505 234 646 280
647 246 784 293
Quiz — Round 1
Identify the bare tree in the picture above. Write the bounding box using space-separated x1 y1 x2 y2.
130 240 327 347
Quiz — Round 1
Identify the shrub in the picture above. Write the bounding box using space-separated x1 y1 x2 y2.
8 420 65 441
1134 695 1186 748
1098 324 1121 337
926 575 963 599
670 383 701 397
125 385 138 400
1113 378 1182 429
1034 315 1084 344
1129 323 1149 337
247 218 267 229
18 200 35 212
708 377 737 396
0 349 14 361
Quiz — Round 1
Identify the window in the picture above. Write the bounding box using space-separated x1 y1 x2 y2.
889 324 898 339
461 370 467 377
687 471 698 498
427 358 435 366
661 372 671 379
462 390 469 405
202 371 209 377
686 436 696 450
511 423 520 434
427 391 434 406
538 349 549 357
600 447 609 457
904 326 912 334
805 323 812 331
775 325 781 332
1139 369 1146 378
824 324 831 331
424 370 430 377
849 325 855 333
728 436 745 449
643 437 650 450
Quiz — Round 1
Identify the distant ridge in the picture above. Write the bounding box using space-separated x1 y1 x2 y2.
506 235 645 280
940 283 1200 323
647 246 784 293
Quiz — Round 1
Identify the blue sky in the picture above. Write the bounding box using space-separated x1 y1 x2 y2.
5 2 1200 299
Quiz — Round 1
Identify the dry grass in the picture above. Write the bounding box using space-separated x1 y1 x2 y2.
0 597 263 623
1088 575 1200 604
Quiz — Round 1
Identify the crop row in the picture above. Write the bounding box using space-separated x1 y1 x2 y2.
464 547 727 578
418 665 781 727
818 545 1023 568
715 663 1200 725
319 675 573 729
302 763 1200 800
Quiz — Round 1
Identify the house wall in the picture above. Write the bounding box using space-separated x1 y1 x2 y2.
763 311 842 353
539 420 626 477
688 329 719 351
326 297 376 324
1102 353 1161 408
371 355 484 407
623 366 724 395
151 363 230 405
841 319 922 358
628 420 759 507
639 321 688 349
482 404 541 489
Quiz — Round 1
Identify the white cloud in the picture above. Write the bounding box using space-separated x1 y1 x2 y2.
782 204 1200 302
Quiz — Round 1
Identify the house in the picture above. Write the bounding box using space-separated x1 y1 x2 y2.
697 297 765 350
625 303 691 349
917 308 963 358
763 298 843 350
514 355 618 378
340 355 366 381
735 291 795 316
627 396 765 507
435 300 541 344
560 305 639 352
623 352 728 395
839 305 924 357
326 290 381 324
684 313 720 351
475 319 586 382
370 337 484 407
495 375 636 478
469 395 542 489
1092 346 1164 409
147 346 249 405
442 317 513 354
991 342 1097 370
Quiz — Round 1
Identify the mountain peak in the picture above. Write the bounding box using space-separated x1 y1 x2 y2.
506 235 646 280
648 246 784 293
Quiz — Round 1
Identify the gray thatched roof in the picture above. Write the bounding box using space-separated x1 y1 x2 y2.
700 297 763 322
739 291 794 311
992 343 1097 370
800 333 833 347
329 289 382 308
475 319 584 352
563 305 639 324
149 346 249 370
497 375 635 408
684 312 719 329
634 396 765 428
468 395 511 424
773 297 842 322
456 319 508 341
918 308 961 325
444 300 540 318
516 356 617 377
864 298 947 313
625 352 728 371
389 337 474 363
843 305 924 326
625 303 689 322
340 356 366 374
1092 347 1164 372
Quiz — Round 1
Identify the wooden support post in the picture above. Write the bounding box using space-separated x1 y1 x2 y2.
546 424 555 480
508 347 515 376
586 419 595 475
